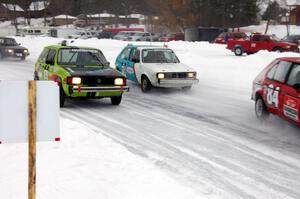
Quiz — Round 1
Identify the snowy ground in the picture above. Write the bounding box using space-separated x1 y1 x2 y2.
0 37 300 199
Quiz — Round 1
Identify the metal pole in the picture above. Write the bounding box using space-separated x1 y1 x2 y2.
28 80 37 199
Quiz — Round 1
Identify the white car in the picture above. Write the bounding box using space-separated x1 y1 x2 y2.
115 45 199 92
113 31 142 41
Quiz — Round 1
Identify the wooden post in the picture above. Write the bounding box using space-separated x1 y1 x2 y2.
28 80 37 199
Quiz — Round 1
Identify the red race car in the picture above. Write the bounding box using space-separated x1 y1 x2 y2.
227 34 298 56
159 32 184 42
252 57 300 126
214 32 246 44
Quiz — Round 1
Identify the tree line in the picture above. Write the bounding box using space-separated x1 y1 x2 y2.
0 0 268 31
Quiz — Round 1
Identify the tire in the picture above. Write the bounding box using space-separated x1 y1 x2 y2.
33 71 39 80
182 86 192 91
141 75 152 92
234 46 243 56
0 52 3 60
59 86 66 108
255 97 269 119
21 55 26 61
273 47 283 53
111 95 122 105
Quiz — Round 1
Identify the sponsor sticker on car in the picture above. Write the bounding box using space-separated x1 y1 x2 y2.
283 95 299 122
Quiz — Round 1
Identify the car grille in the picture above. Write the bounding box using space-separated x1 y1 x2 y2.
81 76 115 86
165 73 188 79
13 49 24 53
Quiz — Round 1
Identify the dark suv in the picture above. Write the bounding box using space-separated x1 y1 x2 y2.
0 37 29 60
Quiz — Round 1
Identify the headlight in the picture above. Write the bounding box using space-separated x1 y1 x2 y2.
286 45 291 49
187 72 195 78
71 77 81 84
6 49 13 53
24 49 28 53
114 78 124 86
157 73 165 79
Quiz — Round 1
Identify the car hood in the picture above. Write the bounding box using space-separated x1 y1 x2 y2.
4 45 27 50
142 63 196 73
65 66 124 77
277 41 298 46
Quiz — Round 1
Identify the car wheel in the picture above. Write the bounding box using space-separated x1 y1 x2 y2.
33 71 39 80
21 55 26 61
182 86 192 91
255 97 269 119
59 86 66 108
273 47 283 53
0 52 3 60
111 95 122 105
141 76 152 92
234 46 243 56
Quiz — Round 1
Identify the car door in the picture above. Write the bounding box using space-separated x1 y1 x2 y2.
281 63 300 124
250 35 268 52
262 61 292 115
35 47 49 79
43 49 56 80
126 48 140 82
115 47 131 75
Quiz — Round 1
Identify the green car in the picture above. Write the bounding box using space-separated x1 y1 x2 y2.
34 44 129 107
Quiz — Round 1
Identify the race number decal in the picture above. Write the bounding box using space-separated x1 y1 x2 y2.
266 84 279 108
283 95 299 122
251 43 256 48
126 67 134 74
44 70 49 80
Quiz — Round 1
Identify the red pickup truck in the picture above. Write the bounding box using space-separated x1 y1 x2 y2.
227 34 298 56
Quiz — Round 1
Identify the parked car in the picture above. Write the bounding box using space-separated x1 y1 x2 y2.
214 32 246 44
115 44 199 92
227 34 299 56
34 43 129 107
252 57 300 126
126 32 153 41
159 33 184 42
0 37 29 60
68 31 93 39
113 31 143 41
281 34 300 45
98 28 145 39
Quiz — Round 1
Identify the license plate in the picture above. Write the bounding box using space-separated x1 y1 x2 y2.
16 53 22 57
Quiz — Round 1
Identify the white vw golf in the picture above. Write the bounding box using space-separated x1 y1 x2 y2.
115 45 199 92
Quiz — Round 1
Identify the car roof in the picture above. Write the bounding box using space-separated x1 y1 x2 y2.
127 45 171 50
276 57 300 64
46 45 99 50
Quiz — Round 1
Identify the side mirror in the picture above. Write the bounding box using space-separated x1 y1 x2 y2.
131 58 140 63
18 43 21 45
293 83 300 91
45 59 54 65
106 62 110 66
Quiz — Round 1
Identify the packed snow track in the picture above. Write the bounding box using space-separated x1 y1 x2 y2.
1 37 300 199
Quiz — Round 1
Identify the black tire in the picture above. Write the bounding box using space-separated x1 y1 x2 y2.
111 95 122 105
255 97 269 119
141 75 152 92
21 55 26 61
0 52 3 60
182 86 192 91
59 86 66 108
273 47 283 53
33 71 39 80
234 46 243 56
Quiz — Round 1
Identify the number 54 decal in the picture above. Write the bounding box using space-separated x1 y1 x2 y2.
266 84 280 108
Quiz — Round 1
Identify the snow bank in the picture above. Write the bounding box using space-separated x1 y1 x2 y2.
0 118 197 199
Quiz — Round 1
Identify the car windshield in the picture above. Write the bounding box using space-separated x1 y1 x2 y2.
0 38 18 46
57 48 108 66
270 35 280 41
142 49 180 63
134 32 144 36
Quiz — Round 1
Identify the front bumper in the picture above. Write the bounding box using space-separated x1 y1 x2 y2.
3 51 29 58
70 85 129 93
156 78 199 88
